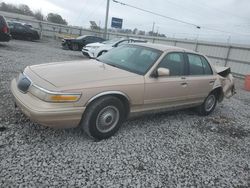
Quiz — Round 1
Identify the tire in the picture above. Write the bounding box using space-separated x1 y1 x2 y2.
97 51 107 57
27 36 33 41
197 92 217 116
72 43 79 51
80 96 125 140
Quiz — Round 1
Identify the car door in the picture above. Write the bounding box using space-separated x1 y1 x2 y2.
144 52 190 110
15 24 29 39
11 24 21 38
184 53 216 103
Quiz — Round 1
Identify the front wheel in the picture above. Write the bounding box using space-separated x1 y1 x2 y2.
80 96 125 140
197 92 217 116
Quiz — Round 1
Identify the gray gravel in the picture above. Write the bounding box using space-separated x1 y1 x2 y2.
0 39 250 187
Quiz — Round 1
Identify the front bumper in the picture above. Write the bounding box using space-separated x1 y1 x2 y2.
11 79 85 128
82 49 95 58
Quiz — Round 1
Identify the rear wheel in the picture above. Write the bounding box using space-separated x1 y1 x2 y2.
197 92 217 116
80 96 125 140
72 43 79 51
27 36 33 41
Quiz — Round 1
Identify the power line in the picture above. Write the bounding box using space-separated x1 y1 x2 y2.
112 0 250 36
186 0 250 21
112 0 201 29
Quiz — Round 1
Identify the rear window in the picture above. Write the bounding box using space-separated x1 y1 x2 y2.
187 54 213 75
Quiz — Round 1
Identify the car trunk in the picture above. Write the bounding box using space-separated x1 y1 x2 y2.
214 66 235 98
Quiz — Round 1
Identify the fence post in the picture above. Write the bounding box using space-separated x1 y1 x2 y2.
39 22 43 39
225 46 232 66
195 41 199 52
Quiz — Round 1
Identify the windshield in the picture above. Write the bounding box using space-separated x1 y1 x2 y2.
97 44 162 75
76 35 86 40
102 38 123 45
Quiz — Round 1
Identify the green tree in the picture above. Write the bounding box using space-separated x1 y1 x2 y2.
34 10 44 21
47 13 67 25
18 4 33 16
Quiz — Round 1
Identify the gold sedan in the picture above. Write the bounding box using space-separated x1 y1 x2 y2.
11 43 235 140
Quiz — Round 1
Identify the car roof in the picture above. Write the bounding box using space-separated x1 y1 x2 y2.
8 21 27 25
132 42 197 54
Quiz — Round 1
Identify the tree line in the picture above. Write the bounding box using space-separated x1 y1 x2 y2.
0 2 68 25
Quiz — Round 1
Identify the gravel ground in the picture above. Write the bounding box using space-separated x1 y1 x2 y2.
0 39 250 187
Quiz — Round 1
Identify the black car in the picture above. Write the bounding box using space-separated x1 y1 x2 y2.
62 35 105 51
8 21 40 41
0 15 11 42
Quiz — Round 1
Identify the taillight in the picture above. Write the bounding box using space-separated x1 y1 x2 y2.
2 25 8 33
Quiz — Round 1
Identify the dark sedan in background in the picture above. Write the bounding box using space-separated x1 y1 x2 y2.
61 35 105 51
0 15 11 42
8 21 40 41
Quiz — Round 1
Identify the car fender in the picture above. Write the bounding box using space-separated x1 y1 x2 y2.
85 91 130 107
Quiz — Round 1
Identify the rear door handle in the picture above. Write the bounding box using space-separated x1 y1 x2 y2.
209 80 215 85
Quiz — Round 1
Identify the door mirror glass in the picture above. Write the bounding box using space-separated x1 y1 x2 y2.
157 68 170 77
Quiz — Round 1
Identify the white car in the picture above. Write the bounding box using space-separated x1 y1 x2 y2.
82 38 147 58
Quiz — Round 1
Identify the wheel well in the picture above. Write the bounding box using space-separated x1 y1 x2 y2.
97 50 107 57
212 87 224 102
86 94 130 118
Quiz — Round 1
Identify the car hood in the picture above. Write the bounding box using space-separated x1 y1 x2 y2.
28 59 139 88
86 42 104 48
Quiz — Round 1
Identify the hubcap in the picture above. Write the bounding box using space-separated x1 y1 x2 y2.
96 106 119 133
205 95 216 112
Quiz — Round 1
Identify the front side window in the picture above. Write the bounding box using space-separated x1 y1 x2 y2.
102 38 122 45
187 54 213 75
16 25 26 31
116 40 129 47
97 45 162 75
158 52 186 76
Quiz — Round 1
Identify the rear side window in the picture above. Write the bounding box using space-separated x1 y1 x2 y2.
187 54 213 75
158 52 185 76
0 16 7 26
201 56 213 75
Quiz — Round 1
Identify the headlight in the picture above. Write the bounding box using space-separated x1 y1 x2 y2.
29 84 81 102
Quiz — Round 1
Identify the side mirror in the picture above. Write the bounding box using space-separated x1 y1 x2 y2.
152 68 170 77
157 68 170 77
113 43 119 47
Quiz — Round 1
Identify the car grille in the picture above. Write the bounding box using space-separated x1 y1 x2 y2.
17 73 31 93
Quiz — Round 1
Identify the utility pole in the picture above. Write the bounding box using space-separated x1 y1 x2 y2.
151 22 155 35
104 0 110 39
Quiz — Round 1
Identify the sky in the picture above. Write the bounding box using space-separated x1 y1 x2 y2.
2 0 250 44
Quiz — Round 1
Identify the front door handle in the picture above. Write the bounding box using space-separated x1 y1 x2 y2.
181 82 188 87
